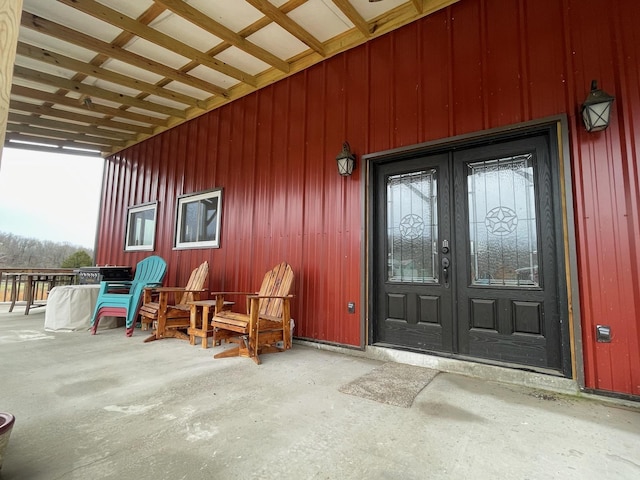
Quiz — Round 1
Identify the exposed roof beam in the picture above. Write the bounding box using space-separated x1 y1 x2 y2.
330 0 372 38
16 42 208 109
244 0 325 56
411 0 424 14
13 65 185 118
5 132 105 156
8 112 137 141
9 99 153 134
11 85 166 126
154 0 290 73
57 0 258 87
7 122 125 147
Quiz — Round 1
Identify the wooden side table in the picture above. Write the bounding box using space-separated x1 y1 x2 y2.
187 300 232 348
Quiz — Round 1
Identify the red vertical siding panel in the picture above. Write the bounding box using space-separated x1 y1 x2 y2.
325 55 349 342
286 72 307 320
392 23 420 147
270 81 292 267
566 0 640 395
103 154 120 260
150 135 167 261
253 86 275 280
193 114 209 193
171 124 189 281
140 139 151 203
484 0 523 127
148 136 160 214
421 13 453 141
182 121 197 195
96 156 115 264
344 45 368 345
368 36 393 153
450 0 484 134
521 1 567 119
214 104 234 285
251 88 271 287
302 66 327 340
110 155 125 261
613 0 640 395
235 95 258 289
218 101 242 287
160 132 178 272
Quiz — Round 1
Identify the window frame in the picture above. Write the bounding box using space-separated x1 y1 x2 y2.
124 201 158 252
174 188 223 249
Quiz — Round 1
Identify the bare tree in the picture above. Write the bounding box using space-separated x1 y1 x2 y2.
0 232 94 268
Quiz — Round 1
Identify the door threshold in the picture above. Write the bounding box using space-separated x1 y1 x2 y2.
366 344 579 395
294 339 579 396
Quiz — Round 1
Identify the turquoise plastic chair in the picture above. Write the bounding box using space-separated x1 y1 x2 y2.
90 256 167 337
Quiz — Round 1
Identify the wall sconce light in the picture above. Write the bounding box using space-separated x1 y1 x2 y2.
336 141 356 176
581 80 615 132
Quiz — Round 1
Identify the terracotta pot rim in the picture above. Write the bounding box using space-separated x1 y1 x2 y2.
0 413 15 435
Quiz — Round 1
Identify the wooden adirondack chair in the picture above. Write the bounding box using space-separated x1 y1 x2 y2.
210 262 294 364
140 261 209 343
90 255 167 337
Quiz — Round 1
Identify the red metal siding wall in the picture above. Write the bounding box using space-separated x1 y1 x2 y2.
97 0 640 395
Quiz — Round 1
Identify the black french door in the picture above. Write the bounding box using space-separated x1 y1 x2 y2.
371 131 570 375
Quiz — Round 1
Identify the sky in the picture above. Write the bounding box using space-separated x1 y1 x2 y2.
0 147 105 249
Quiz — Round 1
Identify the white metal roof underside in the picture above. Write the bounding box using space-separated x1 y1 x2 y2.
8 0 460 157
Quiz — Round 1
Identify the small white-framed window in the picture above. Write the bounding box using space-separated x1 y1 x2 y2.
175 188 222 249
124 201 157 251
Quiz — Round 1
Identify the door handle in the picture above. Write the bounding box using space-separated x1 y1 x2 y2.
442 257 450 288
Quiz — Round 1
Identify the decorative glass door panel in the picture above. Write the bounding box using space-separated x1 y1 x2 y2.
467 154 540 287
387 170 438 283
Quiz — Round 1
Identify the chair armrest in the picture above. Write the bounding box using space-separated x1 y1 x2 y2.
103 280 133 288
149 287 206 293
210 291 255 296
145 287 206 305
247 294 294 299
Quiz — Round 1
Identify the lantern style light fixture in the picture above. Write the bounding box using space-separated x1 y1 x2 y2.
581 80 615 132
336 141 356 176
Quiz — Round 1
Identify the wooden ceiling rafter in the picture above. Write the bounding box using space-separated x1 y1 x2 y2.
11 85 167 126
244 0 326 55
7 122 126 147
8 112 138 141
330 0 372 38
6 132 108 156
9 100 154 134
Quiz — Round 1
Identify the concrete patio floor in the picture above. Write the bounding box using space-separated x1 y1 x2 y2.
0 304 638 480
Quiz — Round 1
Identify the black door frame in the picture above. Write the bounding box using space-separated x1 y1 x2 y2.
363 116 583 381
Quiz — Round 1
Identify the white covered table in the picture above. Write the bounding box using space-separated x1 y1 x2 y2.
44 285 120 332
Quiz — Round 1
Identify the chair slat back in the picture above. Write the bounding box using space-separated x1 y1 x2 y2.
133 256 167 285
178 261 209 305
131 256 167 294
258 262 294 318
